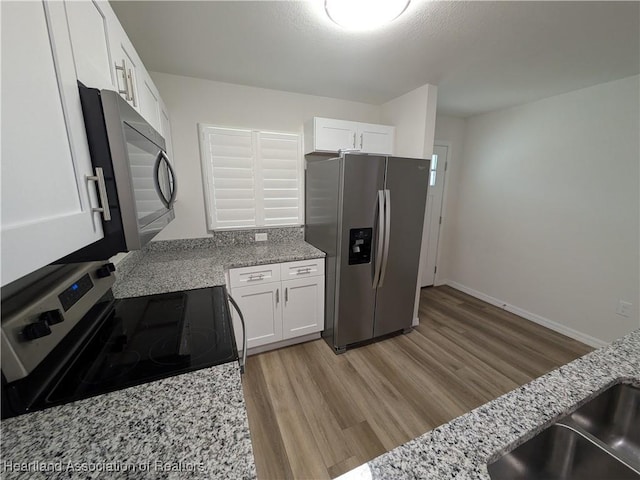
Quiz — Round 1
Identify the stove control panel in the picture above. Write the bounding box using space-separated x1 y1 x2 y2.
58 274 94 311
1 262 116 383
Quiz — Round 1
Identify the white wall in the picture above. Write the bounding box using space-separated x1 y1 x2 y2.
446 75 640 345
150 72 382 240
381 84 438 159
432 115 467 285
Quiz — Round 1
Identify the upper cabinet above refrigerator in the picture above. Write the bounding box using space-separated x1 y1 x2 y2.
304 117 395 155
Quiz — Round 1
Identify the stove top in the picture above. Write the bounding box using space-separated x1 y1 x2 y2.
3 286 237 417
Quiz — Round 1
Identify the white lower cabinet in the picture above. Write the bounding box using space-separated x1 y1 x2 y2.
282 276 324 340
228 259 324 353
230 282 282 349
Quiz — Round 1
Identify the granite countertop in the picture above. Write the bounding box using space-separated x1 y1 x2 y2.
1 362 256 479
112 239 325 299
340 328 640 479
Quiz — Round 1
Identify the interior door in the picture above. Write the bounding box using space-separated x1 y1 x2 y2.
420 145 448 287
335 155 385 348
374 157 430 337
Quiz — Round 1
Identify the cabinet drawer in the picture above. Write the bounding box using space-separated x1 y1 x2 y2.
229 263 281 288
281 258 325 279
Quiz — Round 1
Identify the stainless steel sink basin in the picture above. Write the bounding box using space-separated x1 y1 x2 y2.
565 383 640 468
488 382 640 480
488 424 639 479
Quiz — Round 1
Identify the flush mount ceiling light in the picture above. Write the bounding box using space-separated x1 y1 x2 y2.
325 0 411 31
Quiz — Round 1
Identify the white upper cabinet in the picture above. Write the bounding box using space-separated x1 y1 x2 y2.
357 122 396 155
160 100 174 160
138 70 162 133
109 24 141 113
1 1 105 286
304 117 395 155
64 0 115 90
310 118 358 152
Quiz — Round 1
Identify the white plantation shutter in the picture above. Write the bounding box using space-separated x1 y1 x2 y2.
258 132 303 226
199 125 303 230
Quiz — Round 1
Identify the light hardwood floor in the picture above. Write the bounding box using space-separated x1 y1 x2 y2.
241 286 593 479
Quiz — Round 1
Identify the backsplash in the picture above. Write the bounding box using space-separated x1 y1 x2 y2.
145 227 304 252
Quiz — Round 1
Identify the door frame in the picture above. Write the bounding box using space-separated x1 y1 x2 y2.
421 141 452 287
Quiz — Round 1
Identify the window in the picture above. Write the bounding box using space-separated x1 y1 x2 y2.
199 125 303 230
429 153 438 187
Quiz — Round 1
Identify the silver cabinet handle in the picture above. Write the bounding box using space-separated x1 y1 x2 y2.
285 288 288 303
360 133 363 149
352 132 356 148
86 167 111 221
127 68 137 107
296 267 311 275
247 273 264 281
379 189 391 287
372 190 385 288
227 294 247 374
276 288 279 304
115 60 129 99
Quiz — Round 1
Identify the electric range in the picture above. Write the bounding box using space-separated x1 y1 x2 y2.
1 262 238 419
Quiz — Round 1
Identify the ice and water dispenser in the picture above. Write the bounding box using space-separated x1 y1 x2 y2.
348 228 373 265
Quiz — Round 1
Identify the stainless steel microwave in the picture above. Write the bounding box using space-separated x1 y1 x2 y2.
60 84 176 263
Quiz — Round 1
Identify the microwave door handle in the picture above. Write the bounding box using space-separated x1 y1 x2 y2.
152 150 168 207
153 151 173 208
160 150 178 207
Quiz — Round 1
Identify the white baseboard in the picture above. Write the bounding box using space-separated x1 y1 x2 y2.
246 332 321 356
445 281 608 348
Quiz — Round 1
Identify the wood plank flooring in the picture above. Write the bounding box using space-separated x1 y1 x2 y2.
241 286 593 479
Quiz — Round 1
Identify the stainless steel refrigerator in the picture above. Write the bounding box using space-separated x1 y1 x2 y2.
305 153 430 353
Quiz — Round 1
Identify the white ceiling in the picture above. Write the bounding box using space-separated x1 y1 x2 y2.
111 1 640 117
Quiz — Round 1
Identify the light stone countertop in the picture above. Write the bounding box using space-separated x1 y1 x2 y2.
1 362 256 479
1 234 325 480
112 239 325 299
337 328 640 480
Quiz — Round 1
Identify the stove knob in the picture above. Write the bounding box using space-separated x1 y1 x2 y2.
96 262 116 278
40 309 63 325
23 322 52 341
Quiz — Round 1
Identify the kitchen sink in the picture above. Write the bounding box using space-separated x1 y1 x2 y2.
488 382 640 480
565 383 640 468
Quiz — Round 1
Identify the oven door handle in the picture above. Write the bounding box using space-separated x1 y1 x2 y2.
227 294 247 374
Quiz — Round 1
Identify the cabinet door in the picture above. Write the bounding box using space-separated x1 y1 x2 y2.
357 123 395 155
109 24 140 111
1 1 104 286
230 283 283 349
64 0 115 90
282 276 324 340
314 118 357 152
160 104 174 161
138 73 161 132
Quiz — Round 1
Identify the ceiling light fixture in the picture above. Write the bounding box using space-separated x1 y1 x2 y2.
325 0 411 31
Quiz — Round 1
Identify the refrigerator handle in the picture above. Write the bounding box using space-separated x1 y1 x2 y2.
372 190 385 288
378 189 391 287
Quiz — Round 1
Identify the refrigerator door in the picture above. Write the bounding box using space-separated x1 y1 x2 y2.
373 157 430 337
335 154 386 348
